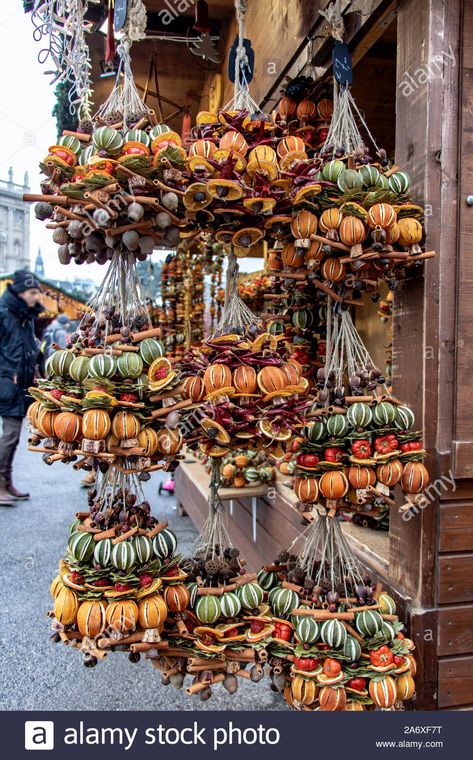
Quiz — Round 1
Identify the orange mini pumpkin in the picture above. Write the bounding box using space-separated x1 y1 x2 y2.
257 366 287 396
321 257 346 282
278 135 306 158
112 411 140 440
188 139 216 159
281 362 300 385
369 675 397 708
348 466 376 490
77 600 107 638
376 459 403 487
297 99 317 122
291 210 318 239
278 96 298 120
183 375 205 403
233 365 258 395
138 594 168 629
27 399 42 429
294 476 319 503
203 364 232 395
164 583 190 612
37 407 58 437
291 675 318 705
319 470 348 500
137 427 160 457
281 241 305 268
319 685 347 711
339 216 367 257
82 409 111 440
54 411 82 443
396 672 416 701
156 427 182 456
401 461 429 493
320 208 342 234
219 129 248 156
367 203 397 229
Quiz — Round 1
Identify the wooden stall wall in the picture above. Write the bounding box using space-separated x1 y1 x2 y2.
394 0 473 710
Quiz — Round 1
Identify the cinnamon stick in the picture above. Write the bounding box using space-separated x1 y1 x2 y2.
229 572 257 584
281 581 304 594
129 326 163 342
75 511 90 520
310 233 350 252
23 193 69 204
93 527 117 541
112 526 139 544
62 129 91 142
97 631 143 649
105 220 152 237
147 520 169 539
150 399 192 418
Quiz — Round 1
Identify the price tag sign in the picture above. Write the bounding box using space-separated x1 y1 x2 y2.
333 41 352 85
114 0 128 32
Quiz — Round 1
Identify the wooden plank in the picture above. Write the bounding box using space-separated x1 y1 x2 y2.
438 655 473 708
438 554 473 603
454 0 473 467
439 503 473 552
408 609 438 710
438 605 473 656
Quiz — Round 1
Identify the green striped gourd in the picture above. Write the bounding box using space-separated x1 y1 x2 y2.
244 467 261 483
372 401 397 426
136 373 149 398
356 609 384 636
292 309 314 330
220 591 241 618
381 621 396 642
132 535 153 565
69 517 80 534
195 595 221 624
139 338 165 365
236 582 263 610
125 129 150 146
92 126 123 155
394 405 415 431
295 616 319 644
343 635 362 662
376 173 390 189
152 528 177 559
322 159 345 182
111 541 136 572
326 413 349 438
321 618 347 649
80 145 94 164
68 531 95 562
149 124 172 139
346 402 373 429
93 538 113 567
69 355 90 382
271 587 299 618
358 165 380 188
48 349 74 378
378 592 397 615
257 569 279 591
88 353 117 379
388 171 410 194
337 168 363 193
268 586 281 608
268 320 285 336
58 134 82 155
117 352 144 379
187 582 198 607
305 419 327 442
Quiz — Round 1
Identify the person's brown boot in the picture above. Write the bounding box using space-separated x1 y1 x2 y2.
0 486 16 506
6 482 30 500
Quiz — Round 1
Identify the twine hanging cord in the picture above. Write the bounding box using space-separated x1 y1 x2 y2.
319 0 345 42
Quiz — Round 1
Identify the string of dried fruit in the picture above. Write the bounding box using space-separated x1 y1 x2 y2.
159 247 205 358
292 309 428 523
27 256 185 476
49 471 185 668
197 447 276 489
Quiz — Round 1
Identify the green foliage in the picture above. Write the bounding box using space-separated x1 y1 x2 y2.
23 1 35 12
52 81 78 140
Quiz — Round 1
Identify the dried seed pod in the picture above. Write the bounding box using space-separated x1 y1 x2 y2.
127 202 145 222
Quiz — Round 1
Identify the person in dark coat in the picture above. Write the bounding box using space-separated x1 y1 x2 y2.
0 270 43 505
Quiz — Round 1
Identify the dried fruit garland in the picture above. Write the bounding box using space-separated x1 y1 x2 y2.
49 471 184 667
292 309 429 521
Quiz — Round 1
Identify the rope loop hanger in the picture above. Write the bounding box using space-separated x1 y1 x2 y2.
222 0 262 116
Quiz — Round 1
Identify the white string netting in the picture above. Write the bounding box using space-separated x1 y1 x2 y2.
324 303 387 394
122 0 147 42
192 460 235 560
81 251 151 347
95 39 149 129
289 512 365 597
212 248 259 336
222 0 262 115
31 0 94 118
94 469 149 522
322 81 381 155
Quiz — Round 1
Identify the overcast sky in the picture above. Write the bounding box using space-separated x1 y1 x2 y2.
0 0 262 283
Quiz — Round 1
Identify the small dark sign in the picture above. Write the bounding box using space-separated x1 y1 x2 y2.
333 41 352 85
114 0 128 32
228 37 254 84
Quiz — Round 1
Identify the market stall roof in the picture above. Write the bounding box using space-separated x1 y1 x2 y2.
0 273 89 320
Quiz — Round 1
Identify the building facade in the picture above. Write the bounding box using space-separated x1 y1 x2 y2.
0 168 31 274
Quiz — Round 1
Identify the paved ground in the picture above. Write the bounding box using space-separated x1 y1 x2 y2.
0 428 287 712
